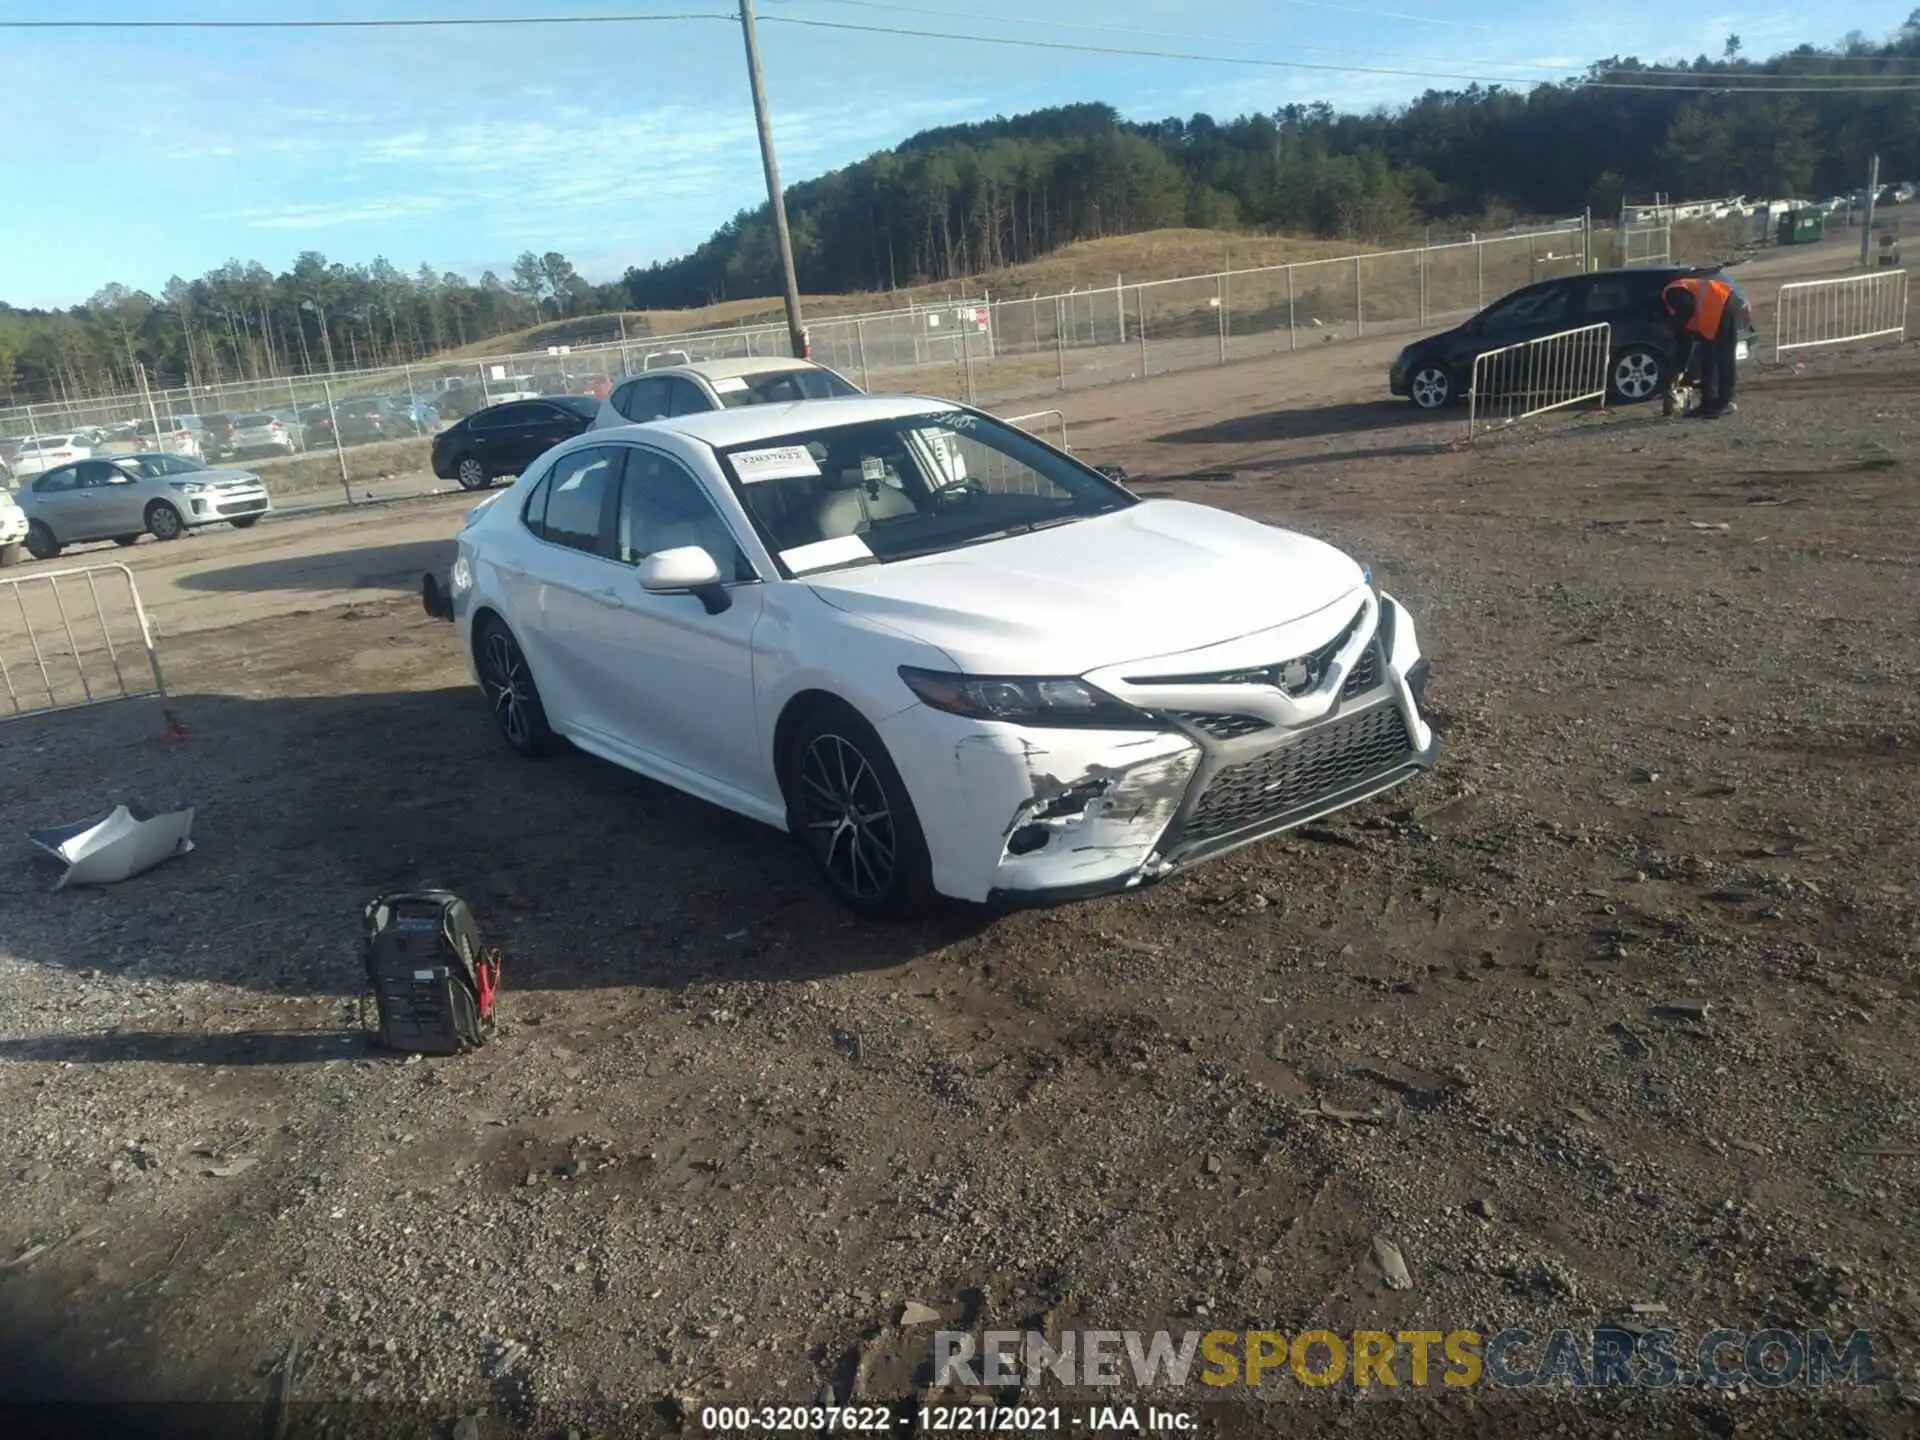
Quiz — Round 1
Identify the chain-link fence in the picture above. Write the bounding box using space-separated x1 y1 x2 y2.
2 223 1665 508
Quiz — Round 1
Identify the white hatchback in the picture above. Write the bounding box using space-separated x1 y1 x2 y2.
427 396 1438 916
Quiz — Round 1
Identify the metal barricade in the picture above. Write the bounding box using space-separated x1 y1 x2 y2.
1001 408 1069 452
1774 271 1908 360
1 563 170 720
1465 322 1611 441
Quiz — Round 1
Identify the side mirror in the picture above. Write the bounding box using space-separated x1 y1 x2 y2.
638 545 730 615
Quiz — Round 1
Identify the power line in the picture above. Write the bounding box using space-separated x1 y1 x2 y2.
0 11 732 29
5 8 1919 91
756 13 1920 92
778 0 1920 78
776 0 1489 34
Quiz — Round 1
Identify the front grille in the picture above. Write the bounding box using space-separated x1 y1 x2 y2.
1178 703 1413 848
216 497 269 515
1169 711 1271 740
1341 641 1381 698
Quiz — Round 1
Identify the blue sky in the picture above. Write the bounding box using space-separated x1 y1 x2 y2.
0 0 1903 308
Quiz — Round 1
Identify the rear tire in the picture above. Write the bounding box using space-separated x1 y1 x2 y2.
25 521 60 561
113 535 140 547
474 615 560 758
780 699 934 920
145 501 186 541
455 456 490 491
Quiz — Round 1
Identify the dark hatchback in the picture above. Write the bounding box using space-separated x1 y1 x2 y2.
1388 266 1752 410
429 395 600 491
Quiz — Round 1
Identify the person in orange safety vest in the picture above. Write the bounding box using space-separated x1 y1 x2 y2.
1661 274 1743 419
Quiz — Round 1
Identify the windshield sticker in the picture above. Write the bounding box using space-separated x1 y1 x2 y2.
860 455 887 482
782 534 874 574
731 444 821 483
711 376 750 394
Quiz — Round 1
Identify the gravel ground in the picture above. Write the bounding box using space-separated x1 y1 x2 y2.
0 330 1915 1439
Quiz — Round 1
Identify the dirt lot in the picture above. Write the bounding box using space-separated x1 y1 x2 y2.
0 302 1917 1437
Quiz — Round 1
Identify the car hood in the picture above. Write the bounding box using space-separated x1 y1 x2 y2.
803 499 1367 674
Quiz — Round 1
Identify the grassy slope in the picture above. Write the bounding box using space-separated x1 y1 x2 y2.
436 229 1374 360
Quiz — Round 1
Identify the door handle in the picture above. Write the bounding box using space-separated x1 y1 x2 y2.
589 587 625 609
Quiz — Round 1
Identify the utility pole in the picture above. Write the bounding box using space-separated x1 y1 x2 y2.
738 0 807 359
1860 154 1880 269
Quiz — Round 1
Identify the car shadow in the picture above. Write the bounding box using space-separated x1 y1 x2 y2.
176 540 456 594
1153 400 1454 447
0 685 994 1009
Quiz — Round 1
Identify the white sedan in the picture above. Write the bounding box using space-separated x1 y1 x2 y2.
425 395 1438 916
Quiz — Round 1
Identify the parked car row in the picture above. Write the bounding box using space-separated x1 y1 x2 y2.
427 358 861 491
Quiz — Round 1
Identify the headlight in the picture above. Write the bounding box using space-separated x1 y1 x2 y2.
898 666 1149 727
172 481 209 494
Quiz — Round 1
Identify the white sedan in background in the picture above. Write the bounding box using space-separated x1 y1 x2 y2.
424 396 1438 916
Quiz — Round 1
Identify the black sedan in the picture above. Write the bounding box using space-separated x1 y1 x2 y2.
429 395 600 491
1388 266 1750 411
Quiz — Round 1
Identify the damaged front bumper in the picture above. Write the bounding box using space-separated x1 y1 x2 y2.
880 590 1439 908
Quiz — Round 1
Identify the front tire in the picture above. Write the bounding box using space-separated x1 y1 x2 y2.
781 700 934 920
230 516 261 530
1610 346 1667 404
145 501 186 541
1408 364 1453 410
455 456 489 491
475 615 559 758
25 521 60 561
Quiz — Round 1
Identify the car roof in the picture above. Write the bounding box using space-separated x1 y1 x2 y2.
601 393 960 450
637 357 828 383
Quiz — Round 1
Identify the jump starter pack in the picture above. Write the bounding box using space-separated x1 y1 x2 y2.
362 889 501 1056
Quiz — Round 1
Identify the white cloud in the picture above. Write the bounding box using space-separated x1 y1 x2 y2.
223 195 452 231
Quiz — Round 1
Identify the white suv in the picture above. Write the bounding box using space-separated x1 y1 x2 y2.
593 358 861 431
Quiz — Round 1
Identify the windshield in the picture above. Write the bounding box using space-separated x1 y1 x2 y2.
236 414 277 426
552 395 600 420
716 410 1134 577
115 454 207 479
715 368 859 409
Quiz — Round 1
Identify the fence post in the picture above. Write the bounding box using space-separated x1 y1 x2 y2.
1355 257 1364 339
1216 273 1227 365
286 378 302 449
961 318 974 405
322 378 350 501
1419 246 1428 326
1476 242 1485 309
1116 274 1125 345
136 363 161 438
1287 266 1296 352
856 319 870 390
1527 232 1536 280
983 291 996 360
1055 297 1066 389
744 330 755 359
1136 286 1148 378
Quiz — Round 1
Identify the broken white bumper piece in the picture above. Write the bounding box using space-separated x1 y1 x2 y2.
28 803 196 889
